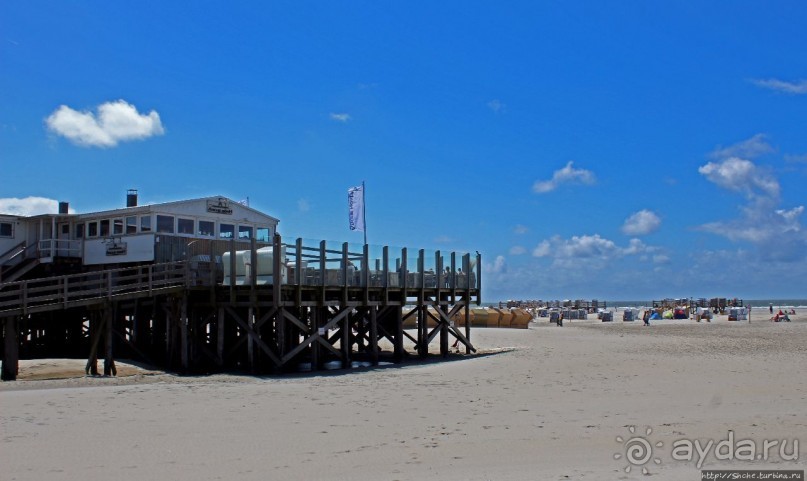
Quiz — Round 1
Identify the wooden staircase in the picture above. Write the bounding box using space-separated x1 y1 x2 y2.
0 242 41 283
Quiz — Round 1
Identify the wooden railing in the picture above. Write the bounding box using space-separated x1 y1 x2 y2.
0 261 187 315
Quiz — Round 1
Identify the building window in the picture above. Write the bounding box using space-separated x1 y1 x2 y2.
126 216 137 234
76 223 84 239
198 220 215 237
113 218 124 235
177 218 194 235
88 222 98 237
100 219 110 237
238 225 253 240
141 216 152 232
61 224 70 235
156 215 174 233
219 223 235 239
256 227 270 242
0 222 12 238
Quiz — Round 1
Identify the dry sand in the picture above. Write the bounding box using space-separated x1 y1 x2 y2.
2 310 806 480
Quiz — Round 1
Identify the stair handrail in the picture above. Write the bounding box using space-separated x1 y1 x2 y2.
0 241 26 266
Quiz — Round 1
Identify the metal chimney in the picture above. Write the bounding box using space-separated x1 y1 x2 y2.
126 189 138 207
58 201 69 214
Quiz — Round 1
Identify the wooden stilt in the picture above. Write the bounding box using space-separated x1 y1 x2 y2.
180 295 189 372
2 316 19 381
394 306 404 363
216 307 225 367
311 307 320 370
103 304 117 376
440 305 449 357
246 306 254 372
369 306 378 365
341 308 351 369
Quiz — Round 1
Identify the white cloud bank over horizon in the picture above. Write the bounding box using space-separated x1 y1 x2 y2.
45 100 165 148
533 161 596 193
0 197 70 216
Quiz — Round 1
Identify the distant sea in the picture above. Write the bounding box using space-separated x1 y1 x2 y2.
488 299 807 308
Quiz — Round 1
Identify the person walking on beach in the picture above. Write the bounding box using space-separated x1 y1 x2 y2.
643 309 650 326
770 303 774 314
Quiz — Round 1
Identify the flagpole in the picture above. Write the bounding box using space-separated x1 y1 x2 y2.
362 180 367 246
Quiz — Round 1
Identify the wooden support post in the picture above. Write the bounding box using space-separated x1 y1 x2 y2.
229 238 236 304
394 306 404 363
450 252 456 302
86 312 102 375
369 306 378 365
295 238 303 305
165 302 172 367
311 307 320 371
2 316 19 381
180 295 189 372
319 240 326 302
247 306 255 373
417 249 427 358
476 251 482 304
341 306 351 369
103 304 117 376
209 240 217 298
362 243 370 304
216 307 225 367
463 254 471 355
382 246 389 305
418 306 428 358
401 248 408 293
341 242 349 303
440 309 449 357
250 237 258 300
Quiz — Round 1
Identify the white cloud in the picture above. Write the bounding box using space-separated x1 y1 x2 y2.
710 134 775 160
697 142 806 261
513 224 529 234
329 113 351 122
623 238 650 255
487 99 505 113
483 255 507 275
509 245 526 255
698 157 780 200
784 153 807 164
652 254 670 264
751 78 807 94
621 209 661 236
533 161 596 193
45 100 164 148
434 235 455 244
0 196 71 216
532 240 551 257
531 234 663 269
297 198 310 212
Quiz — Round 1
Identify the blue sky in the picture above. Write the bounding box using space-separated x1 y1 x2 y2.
2 1 806 301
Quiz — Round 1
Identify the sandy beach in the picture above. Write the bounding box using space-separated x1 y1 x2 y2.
2 309 805 480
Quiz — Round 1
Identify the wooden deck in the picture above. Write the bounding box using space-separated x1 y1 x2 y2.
1 235 480 380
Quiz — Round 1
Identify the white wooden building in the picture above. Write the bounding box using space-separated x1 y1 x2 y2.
0 193 279 282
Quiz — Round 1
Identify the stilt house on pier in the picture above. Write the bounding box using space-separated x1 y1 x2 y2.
1 191 480 380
